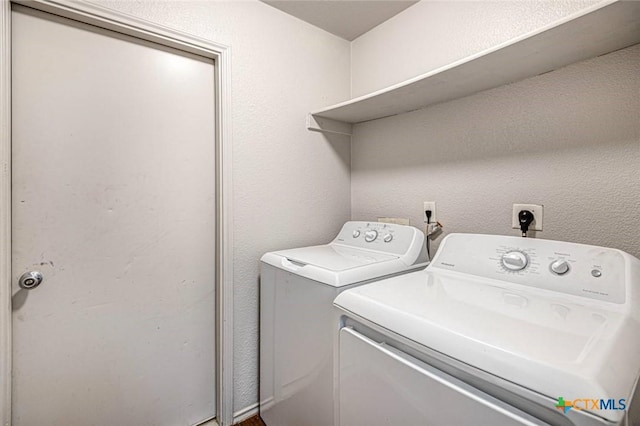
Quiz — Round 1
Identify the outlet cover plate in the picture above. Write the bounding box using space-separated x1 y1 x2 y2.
512 204 543 231
378 217 410 226
423 201 436 223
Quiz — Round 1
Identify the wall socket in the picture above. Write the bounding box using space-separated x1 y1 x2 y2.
378 217 410 226
512 204 543 231
423 201 436 223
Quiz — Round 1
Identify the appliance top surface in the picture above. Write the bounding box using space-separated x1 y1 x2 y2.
261 221 427 287
273 244 397 272
271 221 426 272
334 233 640 422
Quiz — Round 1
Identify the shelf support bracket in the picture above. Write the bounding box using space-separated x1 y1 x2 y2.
307 114 352 137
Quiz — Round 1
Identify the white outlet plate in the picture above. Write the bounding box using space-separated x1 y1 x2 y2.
378 217 410 226
512 204 543 231
423 201 436 223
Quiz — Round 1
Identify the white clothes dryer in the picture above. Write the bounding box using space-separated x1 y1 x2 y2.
334 233 640 426
260 221 428 426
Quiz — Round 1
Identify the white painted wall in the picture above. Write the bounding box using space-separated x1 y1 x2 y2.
350 0 639 259
95 0 352 415
351 43 640 258
351 0 601 96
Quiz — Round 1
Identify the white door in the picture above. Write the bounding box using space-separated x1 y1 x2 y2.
11 5 216 425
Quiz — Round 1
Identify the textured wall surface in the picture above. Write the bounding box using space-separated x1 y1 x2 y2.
351 44 640 258
96 0 351 414
351 0 600 96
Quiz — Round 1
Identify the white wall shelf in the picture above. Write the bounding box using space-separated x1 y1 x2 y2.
307 0 640 136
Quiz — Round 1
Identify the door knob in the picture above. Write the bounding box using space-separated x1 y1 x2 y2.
18 271 44 290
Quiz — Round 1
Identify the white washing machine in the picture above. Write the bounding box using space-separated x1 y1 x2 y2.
334 233 640 426
260 221 428 426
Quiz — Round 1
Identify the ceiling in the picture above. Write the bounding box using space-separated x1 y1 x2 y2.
262 1 419 41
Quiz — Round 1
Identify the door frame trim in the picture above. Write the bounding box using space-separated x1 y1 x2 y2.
0 1 234 424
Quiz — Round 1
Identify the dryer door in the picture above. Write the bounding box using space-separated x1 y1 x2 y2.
339 328 546 426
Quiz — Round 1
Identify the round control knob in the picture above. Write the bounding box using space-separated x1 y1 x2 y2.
352 230 360 238
383 234 393 243
364 230 378 242
550 259 570 275
501 251 528 271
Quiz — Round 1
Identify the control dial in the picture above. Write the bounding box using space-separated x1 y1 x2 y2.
352 230 360 238
364 230 378 242
383 234 393 243
501 251 528 271
550 259 570 275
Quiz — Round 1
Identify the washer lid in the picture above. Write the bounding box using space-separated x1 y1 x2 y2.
262 244 422 287
334 270 640 422
274 244 397 271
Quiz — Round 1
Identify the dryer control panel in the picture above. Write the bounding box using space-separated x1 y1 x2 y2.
429 233 636 304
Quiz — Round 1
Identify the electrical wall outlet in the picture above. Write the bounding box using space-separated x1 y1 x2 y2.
512 204 543 231
378 217 410 226
423 201 436 223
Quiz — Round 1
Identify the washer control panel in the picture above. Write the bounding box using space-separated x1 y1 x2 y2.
334 221 423 257
430 234 630 304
